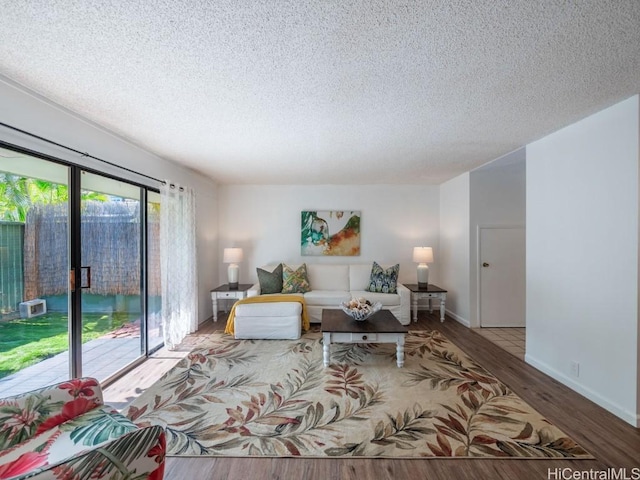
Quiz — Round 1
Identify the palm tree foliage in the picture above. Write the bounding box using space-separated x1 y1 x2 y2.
0 173 107 222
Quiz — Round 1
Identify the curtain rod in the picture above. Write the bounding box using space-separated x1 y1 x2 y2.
0 121 164 185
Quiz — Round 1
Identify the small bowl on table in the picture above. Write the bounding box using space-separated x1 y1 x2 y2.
340 300 382 321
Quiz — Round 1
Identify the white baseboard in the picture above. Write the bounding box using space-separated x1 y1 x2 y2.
415 305 470 327
525 353 640 428
445 309 470 327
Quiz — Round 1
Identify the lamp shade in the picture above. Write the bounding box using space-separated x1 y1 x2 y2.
413 247 433 264
223 247 243 264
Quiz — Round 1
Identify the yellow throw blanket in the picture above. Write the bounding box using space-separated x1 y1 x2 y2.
224 295 310 335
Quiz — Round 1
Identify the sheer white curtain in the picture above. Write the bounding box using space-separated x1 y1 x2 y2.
160 182 197 349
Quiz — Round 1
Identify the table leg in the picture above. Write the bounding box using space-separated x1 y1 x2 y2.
440 296 445 322
429 298 433 313
396 335 405 368
212 297 218 322
323 333 331 367
412 294 418 322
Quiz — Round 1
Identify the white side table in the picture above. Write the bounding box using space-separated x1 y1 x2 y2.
211 284 252 322
404 284 448 323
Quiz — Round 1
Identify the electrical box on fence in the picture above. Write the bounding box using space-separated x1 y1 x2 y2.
19 299 47 318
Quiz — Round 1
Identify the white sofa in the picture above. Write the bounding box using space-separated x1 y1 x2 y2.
248 263 411 325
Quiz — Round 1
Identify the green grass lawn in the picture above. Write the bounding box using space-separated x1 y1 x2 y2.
0 312 137 379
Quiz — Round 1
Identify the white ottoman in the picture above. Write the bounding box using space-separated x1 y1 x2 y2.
234 302 302 340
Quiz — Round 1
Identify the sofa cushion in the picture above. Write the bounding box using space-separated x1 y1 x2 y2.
235 302 302 317
282 263 311 293
366 261 400 294
349 264 374 290
307 264 349 291
350 290 401 306
303 290 351 306
257 264 283 294
258 292 304 299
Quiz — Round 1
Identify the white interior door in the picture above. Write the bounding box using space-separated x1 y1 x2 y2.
479 226 526 327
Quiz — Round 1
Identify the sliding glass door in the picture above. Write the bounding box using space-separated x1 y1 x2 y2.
79 171 144 381
0 152 71 396
0 147 162 396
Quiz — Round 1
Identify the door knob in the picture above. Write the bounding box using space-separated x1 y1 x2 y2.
482 262 490 267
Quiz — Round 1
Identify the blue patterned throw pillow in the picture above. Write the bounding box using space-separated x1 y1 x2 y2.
366 261 399 294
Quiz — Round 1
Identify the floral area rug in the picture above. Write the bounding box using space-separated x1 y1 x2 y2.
123 331 590 458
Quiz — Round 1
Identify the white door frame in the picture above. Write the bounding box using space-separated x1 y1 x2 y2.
476 224 525 328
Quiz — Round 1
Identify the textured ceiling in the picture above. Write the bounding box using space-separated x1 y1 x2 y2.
0 1 639 185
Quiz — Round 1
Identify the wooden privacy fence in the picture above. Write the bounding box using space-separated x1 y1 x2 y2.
0 222 24 314
23 201 160 300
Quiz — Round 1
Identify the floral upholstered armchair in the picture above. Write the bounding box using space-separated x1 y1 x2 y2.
0 378 165 480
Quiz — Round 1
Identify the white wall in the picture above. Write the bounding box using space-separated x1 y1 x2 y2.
469 149 526 327
0 76 219 324
217 185 439 286
439 172 470 325
526 95 639 426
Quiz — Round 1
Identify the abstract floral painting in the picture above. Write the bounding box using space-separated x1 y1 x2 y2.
301 211 360 256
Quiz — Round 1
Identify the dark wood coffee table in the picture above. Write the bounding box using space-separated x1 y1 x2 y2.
321 309 409 368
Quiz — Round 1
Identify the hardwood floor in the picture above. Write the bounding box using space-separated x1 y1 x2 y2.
104 311 640 480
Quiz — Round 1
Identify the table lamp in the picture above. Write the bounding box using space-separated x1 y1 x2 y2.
413 247 433 289
223 247 243 289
